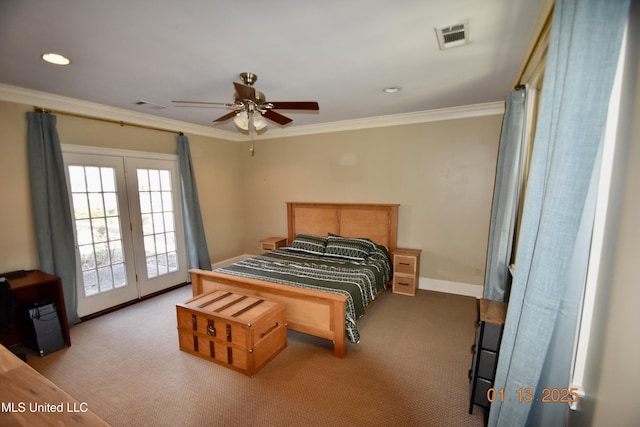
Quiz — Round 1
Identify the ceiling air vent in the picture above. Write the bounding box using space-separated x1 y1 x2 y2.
435 20 470 50
134 100 166 110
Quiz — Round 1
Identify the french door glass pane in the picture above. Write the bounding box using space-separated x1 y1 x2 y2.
137 168 180 278
68 165 127 297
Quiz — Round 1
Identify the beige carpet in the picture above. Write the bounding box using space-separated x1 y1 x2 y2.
27 285 486 427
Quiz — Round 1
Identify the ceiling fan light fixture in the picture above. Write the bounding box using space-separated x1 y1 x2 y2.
233 111 249 130
253 113 267 130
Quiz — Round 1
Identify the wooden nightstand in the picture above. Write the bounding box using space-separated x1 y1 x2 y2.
392 248 421 296
260 237 287 253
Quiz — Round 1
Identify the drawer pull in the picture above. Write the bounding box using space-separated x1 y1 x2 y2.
207 319 216 337
260 322 279 338
398 282 410 286
399 262 411 266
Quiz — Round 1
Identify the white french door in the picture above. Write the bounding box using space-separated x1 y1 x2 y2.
124 157 187 296
64 150 188 317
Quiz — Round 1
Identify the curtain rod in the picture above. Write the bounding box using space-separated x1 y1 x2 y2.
32 106 183 135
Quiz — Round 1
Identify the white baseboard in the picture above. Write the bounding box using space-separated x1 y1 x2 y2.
418 277 483 298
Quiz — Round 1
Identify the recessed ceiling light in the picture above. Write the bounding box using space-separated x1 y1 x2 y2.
42 53 71 65
383 87 401 93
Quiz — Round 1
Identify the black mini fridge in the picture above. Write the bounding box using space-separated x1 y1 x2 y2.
20 303 66 357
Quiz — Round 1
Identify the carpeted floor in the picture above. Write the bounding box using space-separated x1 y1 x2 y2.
27 285 486 426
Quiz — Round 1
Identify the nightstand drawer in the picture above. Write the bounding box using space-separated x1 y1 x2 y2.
260 237 287 253
395 255 417 275
477 349 497 379
392 275 416 295
482 322 503 352
473 377 492 407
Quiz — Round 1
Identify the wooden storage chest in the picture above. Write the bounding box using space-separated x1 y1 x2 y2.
177 290 287 376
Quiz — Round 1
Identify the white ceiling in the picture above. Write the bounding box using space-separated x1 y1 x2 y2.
0 0 543 137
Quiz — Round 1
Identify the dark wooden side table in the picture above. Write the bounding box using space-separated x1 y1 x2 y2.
1 270 71 348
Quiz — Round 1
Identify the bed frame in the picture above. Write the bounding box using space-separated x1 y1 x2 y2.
189 202 399 357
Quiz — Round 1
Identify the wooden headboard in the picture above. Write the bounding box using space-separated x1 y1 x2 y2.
286 202 399 253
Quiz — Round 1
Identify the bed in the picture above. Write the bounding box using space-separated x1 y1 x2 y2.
189 202 399 357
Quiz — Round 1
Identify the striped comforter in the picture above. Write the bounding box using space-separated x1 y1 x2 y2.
213 246 392 343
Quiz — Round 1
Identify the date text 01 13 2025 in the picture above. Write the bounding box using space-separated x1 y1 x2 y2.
487 387 580 404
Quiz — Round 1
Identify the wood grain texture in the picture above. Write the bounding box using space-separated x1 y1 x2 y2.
0 345 109 426
190 269 348 357
286 202 399 253
192 202 399 358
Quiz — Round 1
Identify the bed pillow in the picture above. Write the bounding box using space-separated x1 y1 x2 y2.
286 234 327 256
324 235 377 261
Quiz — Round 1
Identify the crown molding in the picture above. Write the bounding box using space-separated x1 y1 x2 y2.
255 102 506 140
0 83 505 142
0 83 244 141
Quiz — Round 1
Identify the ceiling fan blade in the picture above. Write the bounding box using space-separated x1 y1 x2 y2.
268 101 319 111
233 82 256 101
173 100 231 106
263 109 293 125
213 110 240 123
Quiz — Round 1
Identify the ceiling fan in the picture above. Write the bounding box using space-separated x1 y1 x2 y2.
173 72 319 131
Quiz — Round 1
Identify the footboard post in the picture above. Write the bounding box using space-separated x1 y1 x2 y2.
189 269 204 295
332 299 347 358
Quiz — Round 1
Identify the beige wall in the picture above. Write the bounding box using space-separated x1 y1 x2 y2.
0 99 502 290
186 132 245 262
0 101 246 271
0 102 37 270
239 116 503 286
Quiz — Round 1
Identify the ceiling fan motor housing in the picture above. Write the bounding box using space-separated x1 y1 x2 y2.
240 72 258 86
235 90 266 104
